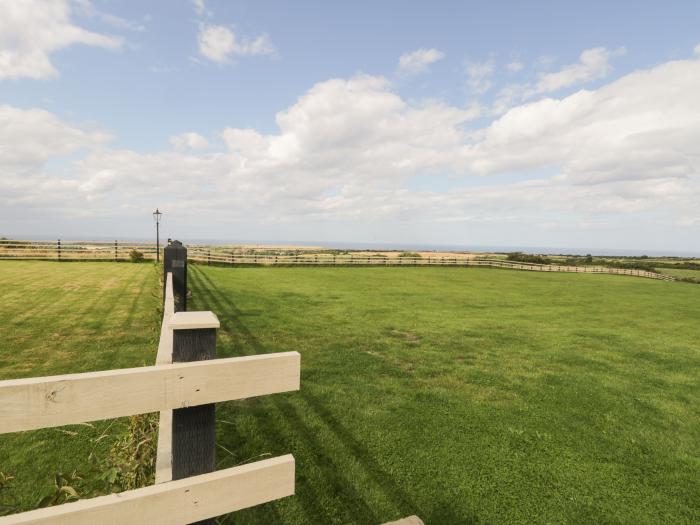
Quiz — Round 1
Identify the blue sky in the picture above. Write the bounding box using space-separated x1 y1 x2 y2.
1 0 700 253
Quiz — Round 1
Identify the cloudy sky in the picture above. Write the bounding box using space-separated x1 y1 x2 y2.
1 0 700 253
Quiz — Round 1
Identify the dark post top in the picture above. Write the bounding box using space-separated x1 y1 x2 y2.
163 239 187 311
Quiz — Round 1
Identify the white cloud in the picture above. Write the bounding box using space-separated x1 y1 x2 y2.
535 54 556 70
0 105 110 167
0 105 111 208
397 48 444 74
170 132 210 150
198 25 234 62
461 54 700 190
71 0 146 31
197 24 275 63
2 47 700 249
221 75 477 177
99 13 145 32
466 59 495 93
492 46 625 114
192 0 210 17
75 150 228 197
0 0 122 80
506 61 523 72
237 34 275 56
527 47 624 96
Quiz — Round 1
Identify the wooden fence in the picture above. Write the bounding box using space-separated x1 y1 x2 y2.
186 249 675 282
0 240 159 261
0 240 301 524
0 239 674 281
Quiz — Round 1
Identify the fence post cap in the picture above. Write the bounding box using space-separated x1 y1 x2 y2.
169 311 220 330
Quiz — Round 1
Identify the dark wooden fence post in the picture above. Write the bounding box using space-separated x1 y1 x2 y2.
164 240 187 311
57 239 61 261
114 240 118 262
170 311 219 525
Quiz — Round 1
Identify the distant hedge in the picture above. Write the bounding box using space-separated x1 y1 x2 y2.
506 252 551 265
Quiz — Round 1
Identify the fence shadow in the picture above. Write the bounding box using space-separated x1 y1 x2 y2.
190 265 432 524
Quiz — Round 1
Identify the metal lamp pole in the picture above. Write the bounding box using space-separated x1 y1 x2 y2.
153 208 162 262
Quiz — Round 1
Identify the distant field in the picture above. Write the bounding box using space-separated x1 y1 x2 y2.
656 267 700 279
188 265 700 524
0 261 159 514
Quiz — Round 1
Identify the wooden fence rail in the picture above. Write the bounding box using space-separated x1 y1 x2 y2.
0 239 300 524
0 455 295 525
0 240 158 261
0 352 300 434
186 250 674 282
155 272 176 483
0 239 676 282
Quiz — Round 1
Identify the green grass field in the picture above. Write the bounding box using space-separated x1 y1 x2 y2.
186 265 700 524
0 261 160 514
1 261 699 523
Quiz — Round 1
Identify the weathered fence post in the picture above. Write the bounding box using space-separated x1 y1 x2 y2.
164 240 187 311
57 239 61 261
208 249 211 266
114 240 118 262
170 311 220 525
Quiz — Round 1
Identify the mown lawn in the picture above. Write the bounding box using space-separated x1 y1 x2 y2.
1 261 698 523
0 261 160 514
187 265 700 524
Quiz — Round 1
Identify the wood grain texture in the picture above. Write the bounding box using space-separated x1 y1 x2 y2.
0 455 295 525
155 272 176 484
0 352 300 433
170 311 220 330
156 272 175 365
155 409 173 484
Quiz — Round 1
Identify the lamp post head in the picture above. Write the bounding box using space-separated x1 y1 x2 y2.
153 208 162 224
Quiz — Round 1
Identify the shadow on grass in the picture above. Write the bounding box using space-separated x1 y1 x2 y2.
190 266 435 524
192 269 340 524
90 275 137 332
122 269 154 329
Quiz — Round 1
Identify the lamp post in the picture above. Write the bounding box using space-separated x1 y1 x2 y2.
153 208 162 263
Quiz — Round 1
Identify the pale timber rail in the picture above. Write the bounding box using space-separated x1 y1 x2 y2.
155 272 175 483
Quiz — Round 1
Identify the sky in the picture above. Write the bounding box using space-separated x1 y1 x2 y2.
1 0 700 254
